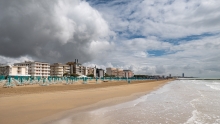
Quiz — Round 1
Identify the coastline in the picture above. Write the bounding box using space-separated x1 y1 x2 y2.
0 80 173 124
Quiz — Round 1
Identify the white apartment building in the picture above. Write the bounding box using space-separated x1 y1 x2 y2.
50 63 70 77
14 61 50 77
0 65 29 76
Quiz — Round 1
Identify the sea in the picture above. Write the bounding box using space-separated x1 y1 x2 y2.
55 80 220 124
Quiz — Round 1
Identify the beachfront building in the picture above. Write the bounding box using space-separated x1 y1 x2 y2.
67 59 87 76
106 68 125 77
96 68 104 78
0 64 7 75
117 69 124 77
106 68 134 78
106 68 117 77
50 63 70 77
14 61 50 78
87 67 96 77
0 65 29 76
123 70 134 78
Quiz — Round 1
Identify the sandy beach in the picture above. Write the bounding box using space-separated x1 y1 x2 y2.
0 79 172 124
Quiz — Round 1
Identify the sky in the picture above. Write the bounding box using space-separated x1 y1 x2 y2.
0 0 220 78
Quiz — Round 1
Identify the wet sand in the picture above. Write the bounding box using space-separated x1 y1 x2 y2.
0 80 172 124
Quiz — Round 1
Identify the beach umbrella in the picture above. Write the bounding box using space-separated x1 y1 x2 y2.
128 80 131 84
66 77 68 83
8 76 11 85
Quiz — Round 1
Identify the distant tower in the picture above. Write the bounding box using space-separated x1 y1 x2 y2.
169 74 171 77
182 73 184 78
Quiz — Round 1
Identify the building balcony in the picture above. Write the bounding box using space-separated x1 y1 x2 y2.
56 66 63 68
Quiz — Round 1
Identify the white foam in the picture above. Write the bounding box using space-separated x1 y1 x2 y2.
206 84 220 90
184 110 202 124
211 82 220 85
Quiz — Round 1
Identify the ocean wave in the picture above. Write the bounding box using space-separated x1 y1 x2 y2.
206 84 220 91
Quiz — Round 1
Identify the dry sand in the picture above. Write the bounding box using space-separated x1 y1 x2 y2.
0 79 172 124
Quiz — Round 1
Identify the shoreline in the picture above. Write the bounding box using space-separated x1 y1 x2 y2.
0 80 173 124
0 80 166 97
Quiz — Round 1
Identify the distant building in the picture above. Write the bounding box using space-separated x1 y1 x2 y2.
106 68 134 78
106 68 118 77
66 59 87 76
96 68 104 78
117 68 124 77
87 67 96 77
123 70 134 78
182 73 184 78
14 61 50 77
169 74 171 77
106 68 124 77
0 65 29 77
50 63 70 77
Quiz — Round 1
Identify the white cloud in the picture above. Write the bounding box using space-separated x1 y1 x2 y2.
82 0 220 77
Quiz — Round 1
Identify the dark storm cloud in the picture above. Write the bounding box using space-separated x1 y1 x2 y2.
0 0 111 63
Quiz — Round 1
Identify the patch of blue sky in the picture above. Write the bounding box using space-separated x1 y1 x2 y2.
129 10 135 15
162 32 219 45
86 0 130 6
86 0 112 5
125 34 146 39
115 30 146 39
147 50 178 57
148 50 166 56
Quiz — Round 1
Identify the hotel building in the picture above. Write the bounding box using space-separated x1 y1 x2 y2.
106 68 117 77
117 68 124 77
96 68 104 78
14 61 50 77
67 59 87 76
50 63 70 77
106 68 134 78
87 67 96 77
106 68 125 77
123 70 134 78
0 65 29 76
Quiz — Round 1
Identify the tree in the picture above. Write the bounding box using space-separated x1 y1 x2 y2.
104 73 115 77
104 73 109 77
70 73 79 77
63 73 69 77
87 74 94 77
